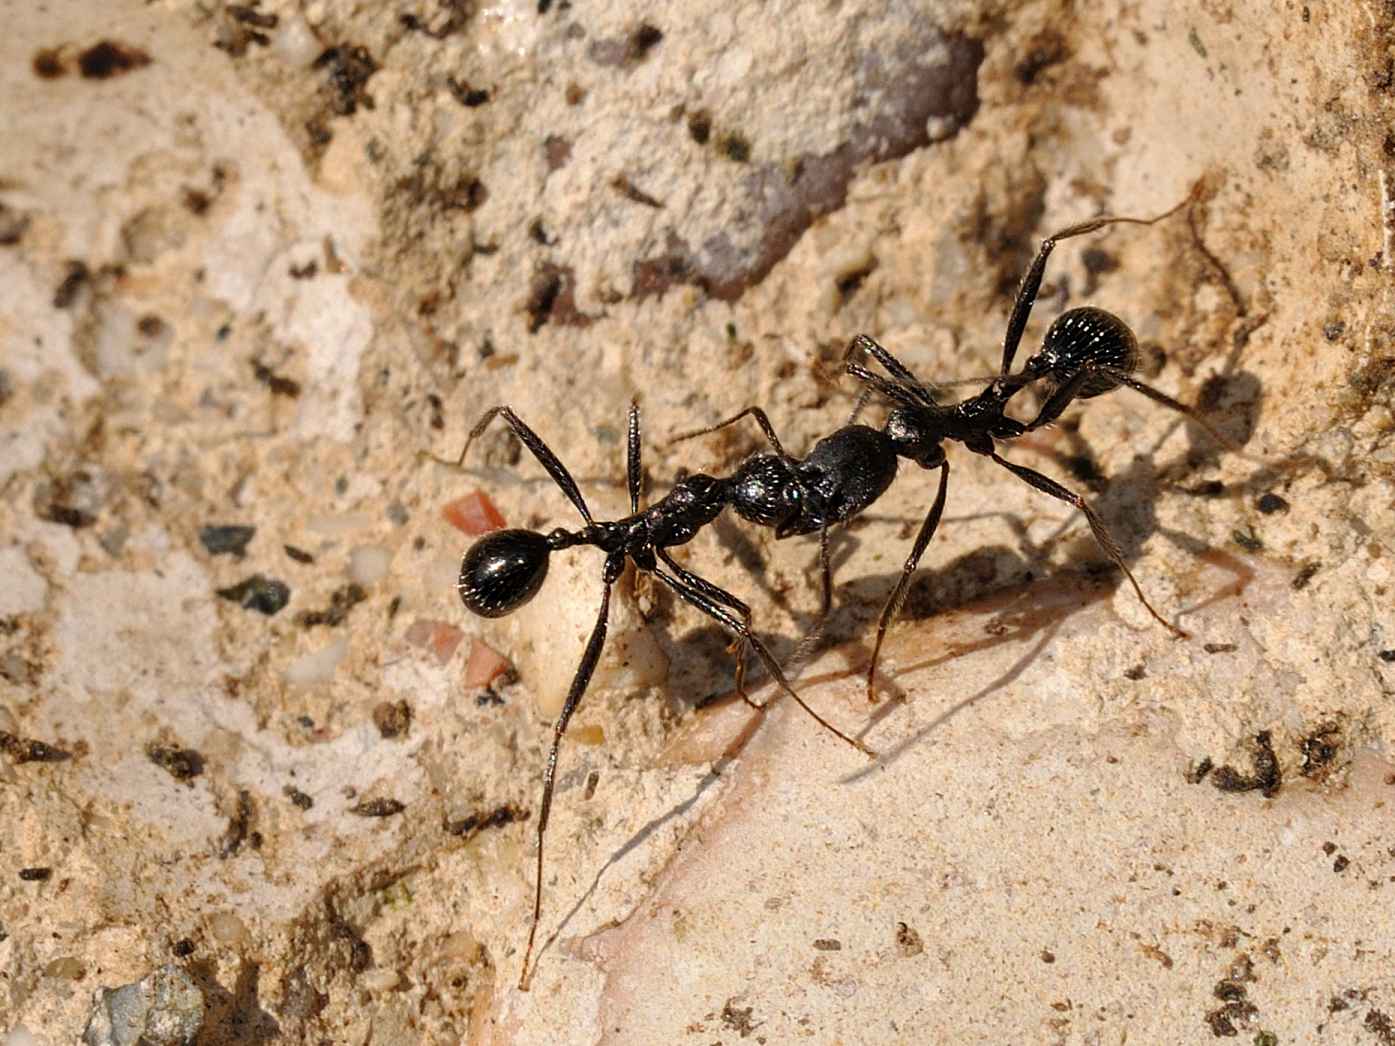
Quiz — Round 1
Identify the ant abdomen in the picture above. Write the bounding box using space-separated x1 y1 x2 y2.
458 528 551 617
1028 306 1138 398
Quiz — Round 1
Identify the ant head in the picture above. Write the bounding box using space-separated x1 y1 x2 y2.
458 529 551 618
1026 307 1138 398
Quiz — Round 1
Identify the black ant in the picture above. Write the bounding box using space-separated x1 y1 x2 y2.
441 192 1232 990
443 401 875 990
674 195 1235 702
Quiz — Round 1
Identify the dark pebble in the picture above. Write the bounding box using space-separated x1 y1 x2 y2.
349 798 405 818
0 732 71 763
217 574 290 615
146 743 205 782
199 524 256 557
372 700 412 739
445 803 524 838
19 867 52 881
1256 492 1289 514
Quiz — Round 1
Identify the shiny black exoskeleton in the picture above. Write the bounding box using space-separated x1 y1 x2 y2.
443 196 1229 991
677 202 1231 705
447 402 873 992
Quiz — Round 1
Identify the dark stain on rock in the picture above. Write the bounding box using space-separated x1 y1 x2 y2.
445 803 527 839
314 44 378 116
32 47 66 78
0 732 72 764
77 40 152 79
525 263 594 332
1210 732 1281 797
297 583 366 628
147 742 205 783
349 797 405 817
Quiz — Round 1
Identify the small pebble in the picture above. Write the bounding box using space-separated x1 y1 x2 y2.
443 490 506 536
216 575 290 615
146 744 204 783
464 638 511 688
0 731 71 763
198 524 256 557
372 700 412 739
284 637 349 686
296 583 365 627
405 619 464 664
348 544 391 586
208 911 247 946
45 956 83 979
349 797 405 817
360 968 400 992
81 963 205 1046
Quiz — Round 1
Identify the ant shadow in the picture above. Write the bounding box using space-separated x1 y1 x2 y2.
670 359 1276 755
189 959 282 1045
534 760 731 970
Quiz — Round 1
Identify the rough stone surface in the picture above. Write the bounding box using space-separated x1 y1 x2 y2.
81 964 205 1046
2 0 1393 1042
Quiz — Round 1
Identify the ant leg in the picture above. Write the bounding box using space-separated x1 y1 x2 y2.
989 451 1188 639
1021 367 1097 432
843 334 933 404
626 402 643 513
846 361 928 410
518 567 617 992
1111 372 1242 453
666 406 791 458
655 549 760 712
425 406 596 527
788 527 835 670
845 383 875 427
1000 197 1193 376
866 461 949 703
1022 364 1240 453
651 562 874 756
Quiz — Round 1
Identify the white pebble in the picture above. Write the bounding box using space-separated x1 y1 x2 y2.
0 547 46 616
284 637 349 686
360 967 400 992
304 513 373 537
349 544 392 586
208 911 248 946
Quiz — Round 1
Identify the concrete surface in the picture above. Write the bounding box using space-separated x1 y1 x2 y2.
2 0 1393 1042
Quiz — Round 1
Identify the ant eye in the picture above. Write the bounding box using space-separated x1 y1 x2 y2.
458 529 550 617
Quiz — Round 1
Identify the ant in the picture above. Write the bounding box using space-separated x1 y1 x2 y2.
673 194 1235 702
445 401 875 990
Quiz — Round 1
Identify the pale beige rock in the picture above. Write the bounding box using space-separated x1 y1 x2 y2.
2 0 1392 1040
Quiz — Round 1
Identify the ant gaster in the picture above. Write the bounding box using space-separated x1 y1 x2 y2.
448 402 874 990
675 195 1234 702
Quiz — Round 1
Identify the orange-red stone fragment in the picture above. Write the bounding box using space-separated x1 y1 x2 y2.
405 619 465 665
464 638 511 688
443 490 506 536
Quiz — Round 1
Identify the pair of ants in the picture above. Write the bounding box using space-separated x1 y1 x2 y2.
436 196 1235 990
